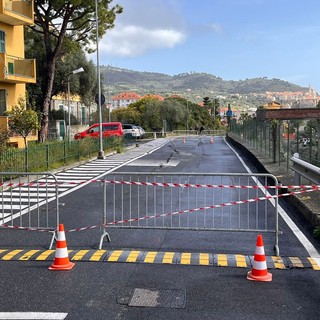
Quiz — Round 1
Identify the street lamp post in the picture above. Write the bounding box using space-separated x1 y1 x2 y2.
95 0 104 159
67 67 84 142
186 89 191 132
186 100 189 131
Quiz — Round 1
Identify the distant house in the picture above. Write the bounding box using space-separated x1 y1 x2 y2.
111 92 142 109
263 101 282 109
143 94 164 101
49 94 95 140
51 94 93 126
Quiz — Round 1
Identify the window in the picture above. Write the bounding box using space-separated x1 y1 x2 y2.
103 124 119 131
0 31 5 53
8 62 14 75
0 89 7 116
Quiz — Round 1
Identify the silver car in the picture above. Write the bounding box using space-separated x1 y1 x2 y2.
122 124 141 138
136 126 145 138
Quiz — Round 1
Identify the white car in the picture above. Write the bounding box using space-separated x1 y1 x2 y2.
136 126 145 138
122 124 141 138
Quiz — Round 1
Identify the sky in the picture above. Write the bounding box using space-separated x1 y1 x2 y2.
94 0 320 92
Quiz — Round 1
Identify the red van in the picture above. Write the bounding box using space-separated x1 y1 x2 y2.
74 122 124 140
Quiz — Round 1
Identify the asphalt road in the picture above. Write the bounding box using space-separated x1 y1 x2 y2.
0 136 319 320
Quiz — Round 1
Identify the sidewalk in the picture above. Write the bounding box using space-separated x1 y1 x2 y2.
227 133 320 231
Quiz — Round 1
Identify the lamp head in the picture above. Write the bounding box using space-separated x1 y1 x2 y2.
73 67 84 74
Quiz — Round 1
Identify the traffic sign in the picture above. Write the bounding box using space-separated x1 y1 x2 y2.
95 93 106 105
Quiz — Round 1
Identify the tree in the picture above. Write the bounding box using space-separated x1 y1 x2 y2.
112 107 141 125
31 0 123 142
160 99 187 131
25 29 97 124
0 129 10 152
6 99 40 148
212 98 220 119
203 97 211 107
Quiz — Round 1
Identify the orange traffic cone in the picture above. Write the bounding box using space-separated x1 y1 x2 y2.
210 137 214 144
247 234 272 282
49 224 75 271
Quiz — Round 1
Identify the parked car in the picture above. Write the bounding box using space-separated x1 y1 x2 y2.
122 124 141 138
136 126 145 138
74 122 123 140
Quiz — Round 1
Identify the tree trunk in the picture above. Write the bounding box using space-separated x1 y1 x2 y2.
39 57 56 142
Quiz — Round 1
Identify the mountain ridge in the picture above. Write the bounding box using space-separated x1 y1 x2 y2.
101 65 309 95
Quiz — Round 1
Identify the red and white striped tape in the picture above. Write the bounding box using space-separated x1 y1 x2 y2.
1 186 316 233
1 179 320 190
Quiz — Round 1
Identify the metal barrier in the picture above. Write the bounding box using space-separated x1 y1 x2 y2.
99 172 280 255
171 130 199 136
171 130 226 136
0 172 60 248
291 153 320 185
201 129 226 136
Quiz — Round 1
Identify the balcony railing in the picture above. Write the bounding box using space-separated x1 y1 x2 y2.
0 0 33 25
0 53 36 83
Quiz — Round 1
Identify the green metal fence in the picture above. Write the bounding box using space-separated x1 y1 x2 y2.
0 136 125 172
229 118 320 170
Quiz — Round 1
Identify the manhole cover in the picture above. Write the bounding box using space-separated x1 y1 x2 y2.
122 288 186 308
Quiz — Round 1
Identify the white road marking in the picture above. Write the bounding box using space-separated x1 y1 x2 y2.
225 137 320 265
0 312 68 319
0 139 170 225
127 159 180 167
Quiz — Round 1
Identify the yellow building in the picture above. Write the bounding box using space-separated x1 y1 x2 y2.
0 0 36 148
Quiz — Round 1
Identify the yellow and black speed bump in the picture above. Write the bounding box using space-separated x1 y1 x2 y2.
0 249 319 270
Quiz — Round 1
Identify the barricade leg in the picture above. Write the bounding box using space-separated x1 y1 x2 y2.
99 226 111 250
49 230 57 250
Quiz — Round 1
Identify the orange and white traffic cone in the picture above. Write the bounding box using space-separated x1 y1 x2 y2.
210 137 214 144
247 234 272 282
49 224 75 271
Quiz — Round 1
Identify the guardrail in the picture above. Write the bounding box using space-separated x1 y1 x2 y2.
291 153 320 185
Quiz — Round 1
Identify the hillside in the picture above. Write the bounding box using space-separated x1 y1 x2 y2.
101 66 308 95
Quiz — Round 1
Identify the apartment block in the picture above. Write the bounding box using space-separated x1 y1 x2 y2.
0 0 36 147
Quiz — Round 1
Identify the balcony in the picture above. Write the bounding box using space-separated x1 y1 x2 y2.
0 53 36 83
0 0 33 26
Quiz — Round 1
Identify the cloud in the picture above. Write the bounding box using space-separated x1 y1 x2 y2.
208 24 223 33
100 24 186 57
96 0 187 57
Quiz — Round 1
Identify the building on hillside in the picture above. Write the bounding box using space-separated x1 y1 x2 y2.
143 94 164 101
263 101 283 109
111 92 142 109
0 0 37 148
168 94 184 100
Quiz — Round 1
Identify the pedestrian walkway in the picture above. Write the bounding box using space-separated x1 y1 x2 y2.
50 138 172 196
0 138 171 223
